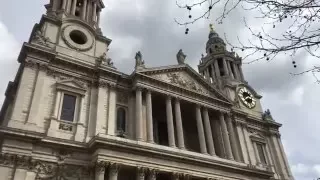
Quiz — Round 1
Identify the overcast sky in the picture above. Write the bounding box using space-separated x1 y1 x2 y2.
0 1 319 179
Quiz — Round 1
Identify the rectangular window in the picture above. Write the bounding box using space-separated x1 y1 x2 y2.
60 94 77 122
257 143 267 164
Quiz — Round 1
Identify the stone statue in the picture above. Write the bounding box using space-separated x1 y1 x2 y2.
96 52 114 68
135 51 145 69
262 109 274 121
33 29 50 47
176 49 186 65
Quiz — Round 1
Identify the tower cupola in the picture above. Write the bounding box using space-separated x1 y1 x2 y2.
45 0 104 29
206 24 226 54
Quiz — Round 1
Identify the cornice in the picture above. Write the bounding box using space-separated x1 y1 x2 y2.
134 73 231 111
90 135 273 179
137 64 231 104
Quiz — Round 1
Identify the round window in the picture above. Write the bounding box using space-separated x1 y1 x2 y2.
69 30 88 45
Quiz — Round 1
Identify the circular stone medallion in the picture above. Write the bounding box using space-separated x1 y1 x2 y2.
62 25 94 51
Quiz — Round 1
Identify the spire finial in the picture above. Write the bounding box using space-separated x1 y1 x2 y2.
209 23 214 32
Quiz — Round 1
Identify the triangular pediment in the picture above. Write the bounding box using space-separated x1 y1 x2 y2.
57 78 86 89
137 64 230 102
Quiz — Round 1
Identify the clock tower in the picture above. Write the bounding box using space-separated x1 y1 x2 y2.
198 25 263 117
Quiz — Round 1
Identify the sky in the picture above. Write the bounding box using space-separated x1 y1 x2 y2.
0 0 319 179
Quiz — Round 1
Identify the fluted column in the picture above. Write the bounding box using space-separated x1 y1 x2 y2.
146 91 154 143
147 169 157 180
202 108 216 156
109 163 120 180
136 88 143 141
166 96 176 147
175 98 185 149
52 0 59 12
196 105 207 154
81 0 88 20
219 113 234 160
137 167 145 180
71 0 77 15
225 113 241 161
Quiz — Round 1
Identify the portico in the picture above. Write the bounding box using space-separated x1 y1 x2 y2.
132 71 241 162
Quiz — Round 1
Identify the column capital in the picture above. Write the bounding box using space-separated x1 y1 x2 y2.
95 161 107 174
147 168 157 180
137 166 146 180
109 162 120 174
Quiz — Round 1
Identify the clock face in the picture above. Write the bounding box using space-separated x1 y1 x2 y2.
238 87 256 109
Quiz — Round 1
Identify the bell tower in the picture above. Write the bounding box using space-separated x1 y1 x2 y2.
28 0 113 68
198 24 264 117
198 24 244 86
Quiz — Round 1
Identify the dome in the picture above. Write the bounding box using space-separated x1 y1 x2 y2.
206 29 226 50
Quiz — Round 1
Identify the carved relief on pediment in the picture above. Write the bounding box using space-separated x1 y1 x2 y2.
150 71 210 95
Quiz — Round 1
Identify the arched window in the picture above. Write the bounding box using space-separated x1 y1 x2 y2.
116 107 126 136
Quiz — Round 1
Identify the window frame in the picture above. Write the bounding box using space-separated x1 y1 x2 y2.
256 142 268 165
115 105 128 137
58 91 80 123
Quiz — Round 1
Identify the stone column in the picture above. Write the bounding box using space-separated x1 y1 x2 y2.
232 63 240 80
71 0 77 15
235 121 249 163
219 113 234 160
166 96 176 147
214 59 220 78
238 64 244 80
210 64 216 81
147 169 157 180
225 114 241 161
81 0 88 20
109 163 120 180
97 9 101 26
202 108 216 156
66 0 72 14
196 105 207 154
146 91 154 143
227 61 234 79
95 162 106 180
136 88 143 141
222 59 229 76
175 98 185 149
62 0 67 10
137 167 145 180
52 0 59 12
92 2 97 22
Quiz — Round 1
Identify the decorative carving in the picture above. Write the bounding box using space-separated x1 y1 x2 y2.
35 162 86 179
148 169 157 180
109 163 120 177
96 52 114 68
167 73 207 94
176 49 187 64
59 123 73 132
95 161 107 174
136 167 146 180
32 28 50 47
135 51 145 69
117 91 129 104
262 109 274 121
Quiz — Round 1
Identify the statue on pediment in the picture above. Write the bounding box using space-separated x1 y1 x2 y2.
262 109 274 121
96 52 114 68
177 49 187 65
135 51 145 69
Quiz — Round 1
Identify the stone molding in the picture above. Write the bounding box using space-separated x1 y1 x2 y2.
0 153 90 178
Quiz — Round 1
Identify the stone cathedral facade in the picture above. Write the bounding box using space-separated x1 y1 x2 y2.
0 0 293 180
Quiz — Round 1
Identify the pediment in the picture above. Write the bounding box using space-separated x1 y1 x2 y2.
56 78 87 95
138 65 230 102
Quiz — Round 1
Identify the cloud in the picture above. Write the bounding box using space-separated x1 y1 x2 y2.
0 1 319 180
0 21 20 105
